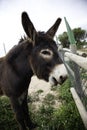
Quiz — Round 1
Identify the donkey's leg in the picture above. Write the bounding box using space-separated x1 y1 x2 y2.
10 97 27 130
22 91 37 129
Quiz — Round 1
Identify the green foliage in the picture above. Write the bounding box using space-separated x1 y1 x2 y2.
51 85 58 91
58 32 69 48
53 79 86 130
53 102 84 130
80 68 87 110
81 68 87 79
58 79 72 103
58 27 87 48
0 96 18 130
37 89 44 94
73 28 86 42
35 105 54 129
43 93 55 105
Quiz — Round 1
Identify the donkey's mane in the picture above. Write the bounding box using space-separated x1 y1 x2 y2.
18 35 27 44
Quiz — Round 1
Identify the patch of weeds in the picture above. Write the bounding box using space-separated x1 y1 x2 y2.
52 101 85 130
58 79 72 103
51 85 59 91
35 105 54 129
28 90 44 103
43 93 55 105
29 92 40 102
36 89 44 94
0 96 18 130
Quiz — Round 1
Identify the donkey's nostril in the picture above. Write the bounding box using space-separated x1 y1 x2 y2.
52 77 58 85
59 75 67 84
60 75 63 80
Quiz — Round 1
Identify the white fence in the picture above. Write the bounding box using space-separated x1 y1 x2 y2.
65 52 87 70
59 45 87 129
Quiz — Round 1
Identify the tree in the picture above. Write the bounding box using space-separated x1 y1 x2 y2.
58 27 87 48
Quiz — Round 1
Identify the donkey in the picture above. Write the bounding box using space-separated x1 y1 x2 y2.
0 12 67 130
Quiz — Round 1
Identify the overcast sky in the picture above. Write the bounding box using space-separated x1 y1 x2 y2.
0 0 87 56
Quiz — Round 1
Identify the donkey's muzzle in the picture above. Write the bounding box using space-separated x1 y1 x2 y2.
52 75 67 85
49 64 67 86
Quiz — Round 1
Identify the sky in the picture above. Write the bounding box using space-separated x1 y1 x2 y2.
0 0 87 56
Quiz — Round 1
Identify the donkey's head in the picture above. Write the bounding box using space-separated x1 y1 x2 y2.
21 12 67 85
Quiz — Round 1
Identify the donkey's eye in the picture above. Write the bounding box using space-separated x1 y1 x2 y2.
41 50 51 55
40 49 53 60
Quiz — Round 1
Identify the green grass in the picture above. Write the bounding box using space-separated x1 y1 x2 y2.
43 93 55 105
0 96 18 130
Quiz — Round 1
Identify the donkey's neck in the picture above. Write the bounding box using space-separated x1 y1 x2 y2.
5 41 33 79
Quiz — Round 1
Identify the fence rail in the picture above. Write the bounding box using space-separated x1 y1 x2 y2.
65 52 87 70
70 87 87 128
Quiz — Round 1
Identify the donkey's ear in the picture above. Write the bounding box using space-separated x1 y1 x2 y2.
46 18 62 38
21 12 37 41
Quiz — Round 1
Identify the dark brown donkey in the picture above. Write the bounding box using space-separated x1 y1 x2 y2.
0 12 67 130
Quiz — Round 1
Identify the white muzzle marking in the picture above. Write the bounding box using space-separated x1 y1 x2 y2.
49 64 67 85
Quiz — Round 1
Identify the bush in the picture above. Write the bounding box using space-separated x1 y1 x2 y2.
53 79 86 130
0 96 18 130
